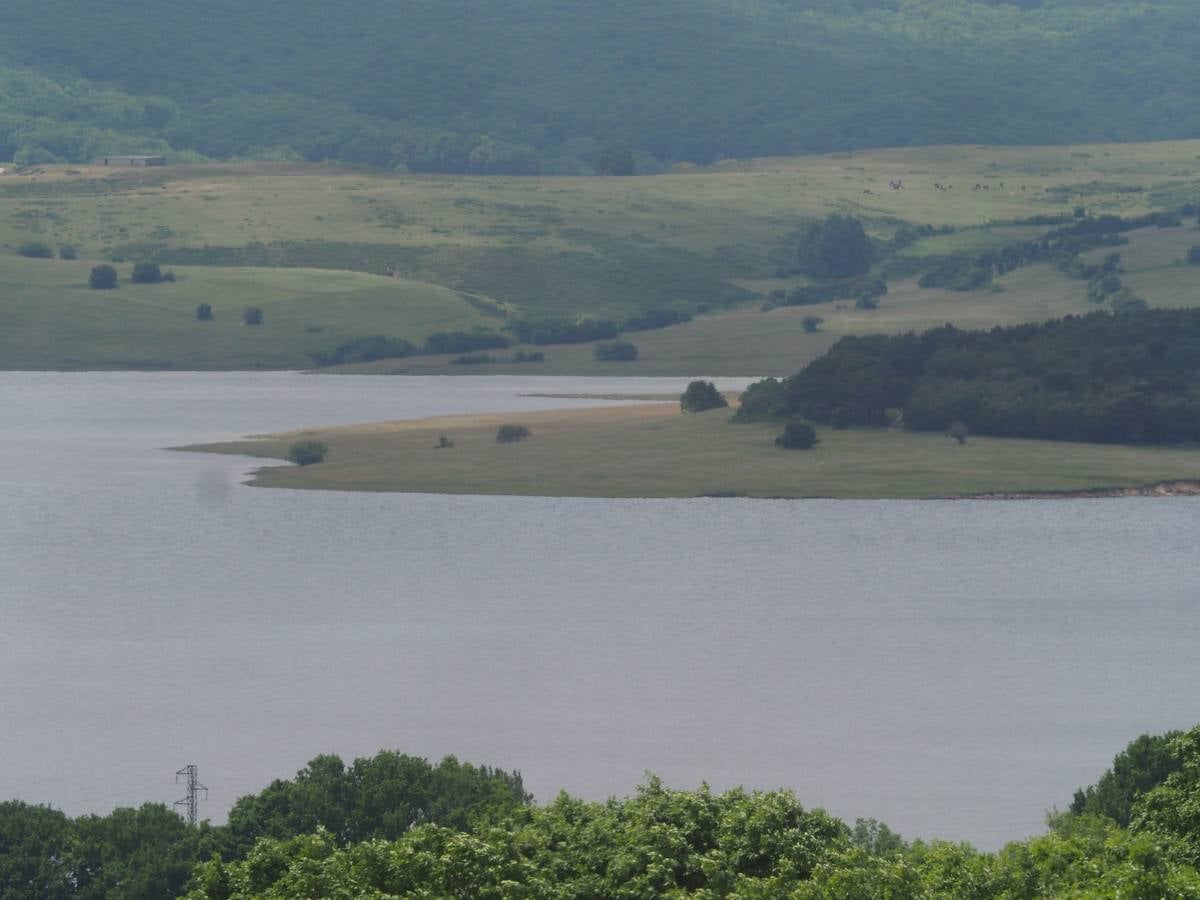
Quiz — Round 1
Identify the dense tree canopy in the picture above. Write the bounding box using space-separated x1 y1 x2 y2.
768 309 1200 444
8 729 1200 898
4 1 1200 167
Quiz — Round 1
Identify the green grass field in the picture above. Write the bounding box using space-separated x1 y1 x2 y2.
185 401 1200 499
5 140 1200 371
0 255 491 368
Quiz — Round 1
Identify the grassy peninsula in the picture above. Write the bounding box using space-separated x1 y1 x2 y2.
184 399 1200 500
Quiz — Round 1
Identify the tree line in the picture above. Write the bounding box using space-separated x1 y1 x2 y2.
754 309 1200 445
7 724 1200 897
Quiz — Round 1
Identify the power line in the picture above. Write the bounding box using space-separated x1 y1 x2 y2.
174 764 207 826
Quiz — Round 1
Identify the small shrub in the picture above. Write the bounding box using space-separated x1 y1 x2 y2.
496 424 531 443
17 240 54 259
131 261 163 283
89 264 118 289
434 435 455 449
243 306 264 326
594 340 638 361
58 244 77 260
948 420 969 445
1187 246 1200 266
195 303 214 321
511 350 545 363
450 353 496 365
775 421 818 450
855 294 879 310
162 270 176 282
287 440 328 465
680 380 728 413
802 315 824 333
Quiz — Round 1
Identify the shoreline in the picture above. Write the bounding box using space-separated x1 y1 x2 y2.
180 401 1200 502
958 480 1200 500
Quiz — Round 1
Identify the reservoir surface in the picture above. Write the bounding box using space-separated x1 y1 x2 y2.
2 371 1197 849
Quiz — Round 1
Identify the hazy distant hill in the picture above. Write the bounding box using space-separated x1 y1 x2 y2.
1 0 1199 168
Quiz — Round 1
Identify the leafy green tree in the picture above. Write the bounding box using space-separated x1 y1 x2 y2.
222 751 531 856
1188 245 1200 266
1071 731 1183 826
680 380 728 413
67 804 205 900
88 264 117 289
802 315 823 333
286 440 327 465
1131 726 1200 866
734 377 787 420
797 214 873 280
0 802 74 899
776 421 818 449
130 261 163 283
242 306 263 326
195 303 213 321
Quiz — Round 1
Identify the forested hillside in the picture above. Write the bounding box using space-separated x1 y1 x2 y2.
2 0 1200 168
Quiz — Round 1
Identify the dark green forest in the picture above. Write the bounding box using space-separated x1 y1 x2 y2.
750 309 1200 445
4 0 1200 168
5 727 1200 897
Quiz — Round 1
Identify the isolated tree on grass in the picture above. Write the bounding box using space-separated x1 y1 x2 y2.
131 261 164 283
89 264 118 289
287 440 327 465
243 306 264 326
195 303 213 321
776 421 818 449
496 425 530 443
680 380 728 413
802 315 823 333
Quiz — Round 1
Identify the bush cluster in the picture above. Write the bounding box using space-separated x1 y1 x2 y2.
593 340 638 361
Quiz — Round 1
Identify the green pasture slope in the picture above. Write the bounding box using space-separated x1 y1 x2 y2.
4 140 1200 370
0 256 489 369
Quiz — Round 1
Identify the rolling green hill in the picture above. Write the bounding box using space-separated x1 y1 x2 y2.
2 1 1200 168
5 140 1200 371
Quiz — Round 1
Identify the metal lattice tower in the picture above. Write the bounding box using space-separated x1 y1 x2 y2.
174 764 207 826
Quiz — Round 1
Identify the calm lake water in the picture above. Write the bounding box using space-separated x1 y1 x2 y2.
2 371 1198 850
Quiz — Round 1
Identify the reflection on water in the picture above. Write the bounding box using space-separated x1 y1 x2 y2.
1 371 1197 850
